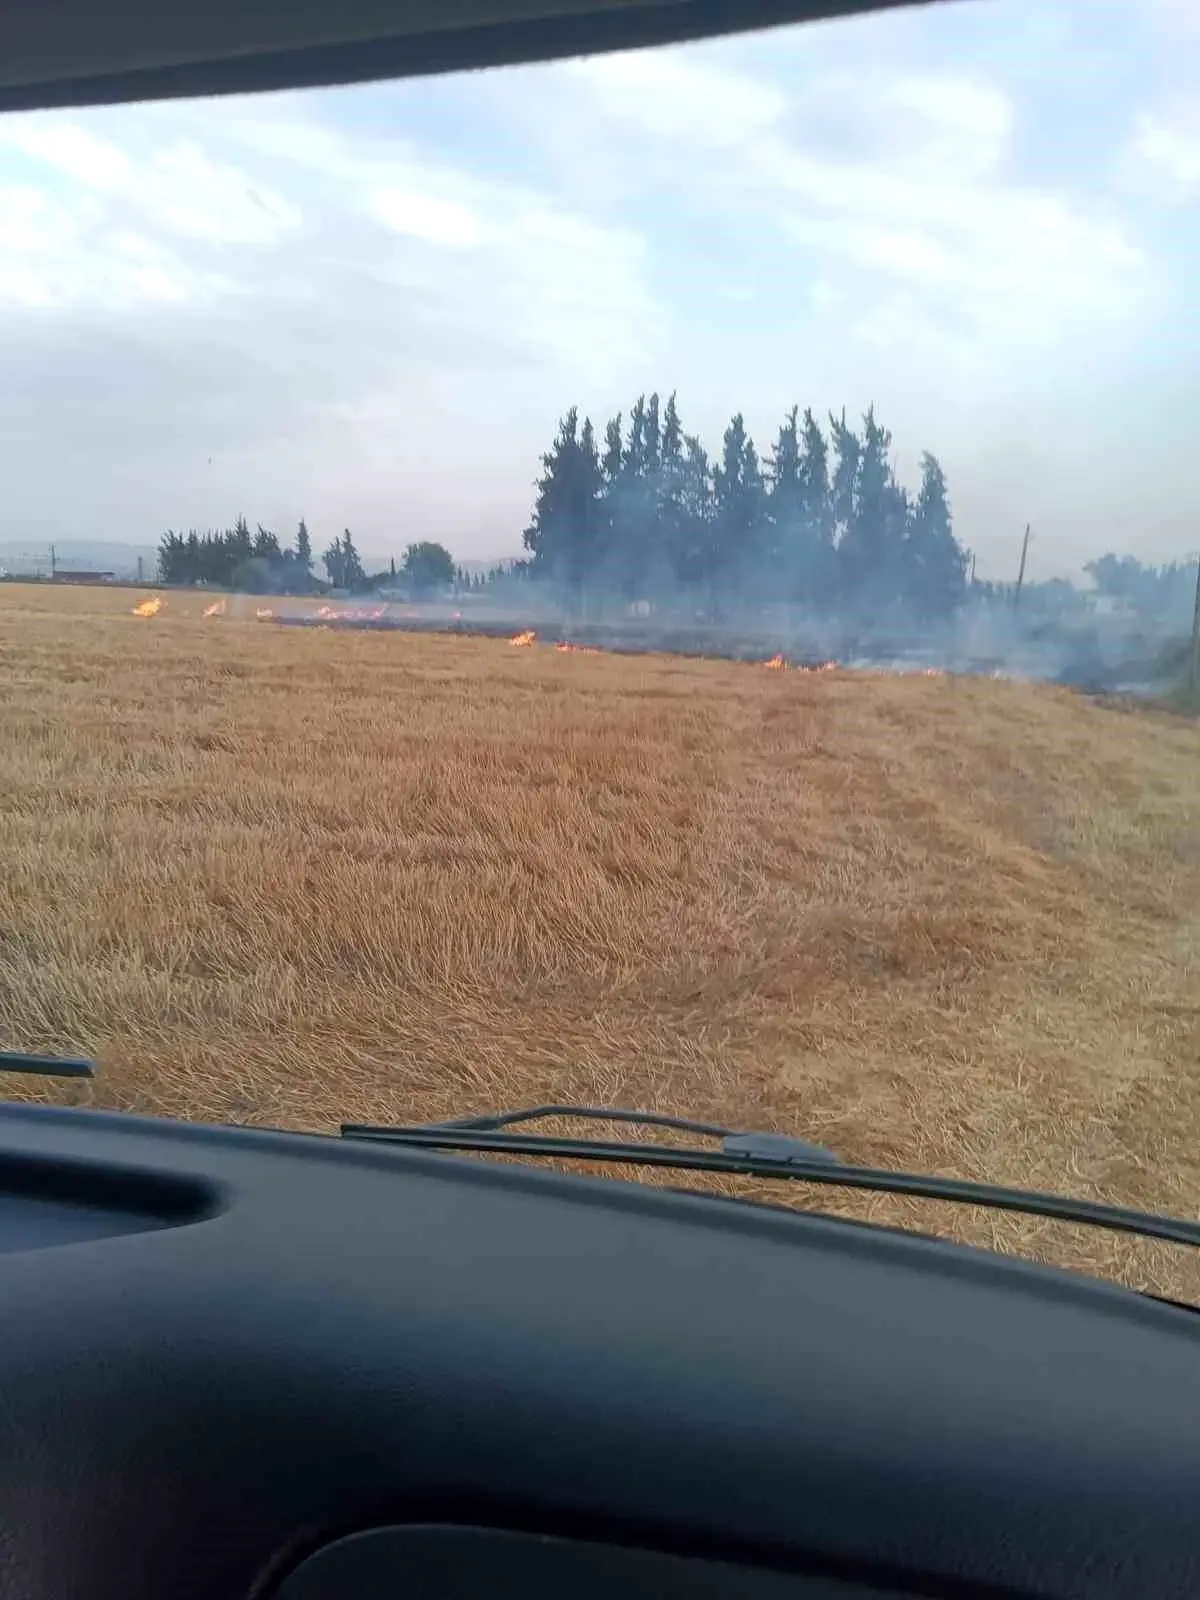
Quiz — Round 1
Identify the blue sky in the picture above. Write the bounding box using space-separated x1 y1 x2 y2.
0 0 1197 577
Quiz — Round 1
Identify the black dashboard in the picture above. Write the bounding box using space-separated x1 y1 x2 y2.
0 1101 1198 1599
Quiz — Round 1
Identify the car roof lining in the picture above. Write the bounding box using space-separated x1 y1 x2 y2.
0 0 944 112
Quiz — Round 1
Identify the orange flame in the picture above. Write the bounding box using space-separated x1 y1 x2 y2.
132 596 163 618
764 654 787 670
510 630 536 647
255 607 274 621
316 604 338 619
202 600 225 618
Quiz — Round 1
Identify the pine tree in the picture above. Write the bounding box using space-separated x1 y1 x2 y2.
834 407 908 608
767 405 833 604
524 406 578 584
253 523 281 561
798 410 833 546
611 393 660 599
657 393 687 584
295 519 313 572
644 392 661 476
157 531 184 583
905 452 966 619
661 393 682 469
827 410 860 548
767 406 802 595
323 538 345 588
711 413 767 611
574 416 605 611
597 413 624 593
341 529 365 591
675 434 714 590
624 395 647 476
523 407 602 606
602 414 623 484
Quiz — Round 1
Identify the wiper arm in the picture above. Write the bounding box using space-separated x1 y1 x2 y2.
0 1051 95 1079
417 1103 840 1163
341 1104 1200 1253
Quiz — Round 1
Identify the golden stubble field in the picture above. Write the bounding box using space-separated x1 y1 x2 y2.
3 582 1199 1299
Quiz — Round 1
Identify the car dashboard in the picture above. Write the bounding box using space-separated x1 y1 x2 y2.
0 1101 1197 1599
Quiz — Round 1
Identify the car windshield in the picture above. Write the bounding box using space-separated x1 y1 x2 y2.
1 0 1198 1305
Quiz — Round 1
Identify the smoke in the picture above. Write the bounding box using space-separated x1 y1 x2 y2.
261 585 1190 697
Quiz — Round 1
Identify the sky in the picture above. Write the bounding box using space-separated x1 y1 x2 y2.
0 0 1198 580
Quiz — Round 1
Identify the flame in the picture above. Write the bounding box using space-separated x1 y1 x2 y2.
764 654 787 670
316 605 338 619
510 630 536 647
202 600 225 618
132 596 163 617
255 607 274 621
796 661 836 675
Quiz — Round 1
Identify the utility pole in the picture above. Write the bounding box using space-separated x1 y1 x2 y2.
137 554 144 584
1189 552 1200 698
1013 523 1031 611
49 543 56 579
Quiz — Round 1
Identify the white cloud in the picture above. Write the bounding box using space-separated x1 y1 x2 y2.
0 112 303 307
873 73 1014 181
372 188 482 248
1149 0 1200 37
0 183 208 309
1124 104 1200 204
571 48 1150 372
0 101 658 384
2 120 132 190
0 90 663 559
564 50 788 150
145 142 303 245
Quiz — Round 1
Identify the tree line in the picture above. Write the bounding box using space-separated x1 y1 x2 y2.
1083 553 1198 619
157 519 456 596
521 393 968 620
158 517 333 591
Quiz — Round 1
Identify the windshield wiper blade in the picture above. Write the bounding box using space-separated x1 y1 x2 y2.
413 1103 840 1163
340 1103 1200 1252
0 1050 95 1079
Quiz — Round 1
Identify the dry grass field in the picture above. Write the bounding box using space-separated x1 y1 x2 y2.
2 581 1199 1300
